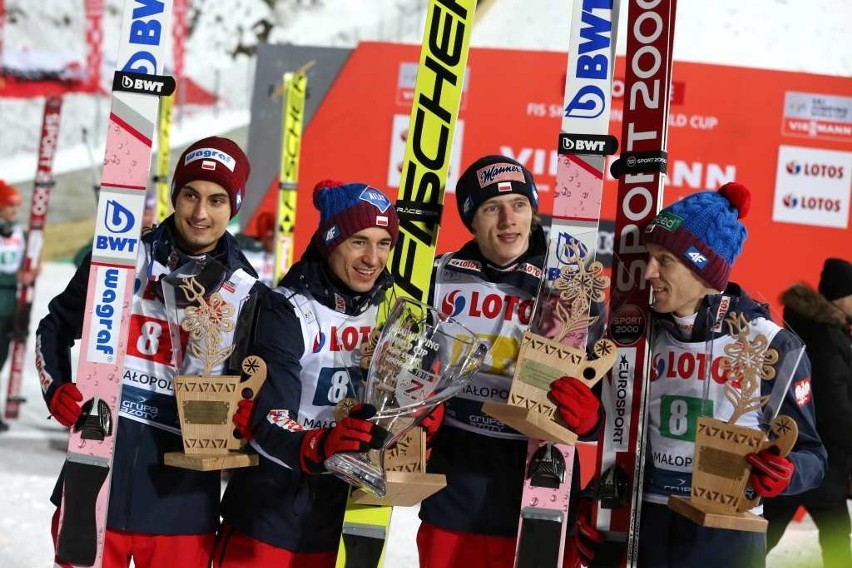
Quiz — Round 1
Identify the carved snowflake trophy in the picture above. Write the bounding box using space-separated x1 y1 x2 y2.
668 312 804 532
483 234 617 444
163 275 267 471
325 297 487 500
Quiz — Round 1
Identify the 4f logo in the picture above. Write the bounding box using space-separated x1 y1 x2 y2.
684 246 708 268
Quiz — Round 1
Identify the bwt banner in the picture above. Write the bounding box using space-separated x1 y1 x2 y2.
247 42 852 316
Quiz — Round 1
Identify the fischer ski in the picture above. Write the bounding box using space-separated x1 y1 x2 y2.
511 2 620 566
273 65 309 284
53 2 175 567
3 95 63 420
592 1 677 566
154 93 173 223
335 2 476 567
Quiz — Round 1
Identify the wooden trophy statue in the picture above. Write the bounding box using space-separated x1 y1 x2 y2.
163 276 267 471
668 312 800 532
483 236 617 444
340 329 447 507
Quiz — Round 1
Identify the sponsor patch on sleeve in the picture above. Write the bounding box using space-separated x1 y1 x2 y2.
267 409 304 431
793 378 812 407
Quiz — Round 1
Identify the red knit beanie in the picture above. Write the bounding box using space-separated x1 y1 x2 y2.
171 136 250 218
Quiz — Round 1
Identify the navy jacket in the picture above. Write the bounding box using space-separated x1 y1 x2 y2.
38 218 262 535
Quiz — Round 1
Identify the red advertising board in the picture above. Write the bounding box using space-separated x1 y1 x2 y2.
250 42 852 318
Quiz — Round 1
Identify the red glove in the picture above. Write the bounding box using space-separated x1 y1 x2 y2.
299 404 388 474
49 383 83 428
549 376 600 436
564 499 604 568
233 399 255 442
419 403 445 446
746 448 795 498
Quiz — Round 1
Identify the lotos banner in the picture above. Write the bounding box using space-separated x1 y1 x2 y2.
247 42 852 318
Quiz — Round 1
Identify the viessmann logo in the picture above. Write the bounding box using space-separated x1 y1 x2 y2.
784 160 846 179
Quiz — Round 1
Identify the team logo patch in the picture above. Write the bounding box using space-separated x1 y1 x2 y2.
323 225 339 244
376 215 389 227
476 163 526 188
359 186 392 213
267 409 304 431
184 147 237 171
651 211 683 232
684 246 708 269
497 181 512 192
793 378 812 407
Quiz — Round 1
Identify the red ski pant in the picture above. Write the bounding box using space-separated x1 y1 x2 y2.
211 523 337 568
51 508 213 568
417 522 518 568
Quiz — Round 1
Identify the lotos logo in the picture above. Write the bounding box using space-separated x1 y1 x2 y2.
312 332 326 353
785 160 845 179
781 194 842 212
655 350 728 383
441 290 466 317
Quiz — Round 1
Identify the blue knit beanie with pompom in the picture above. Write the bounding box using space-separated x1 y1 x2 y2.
642 182 751 290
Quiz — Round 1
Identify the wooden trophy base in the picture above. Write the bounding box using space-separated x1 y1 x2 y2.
351 471 447 507
481 401 579 445
668 495 768 533
164 450 259 472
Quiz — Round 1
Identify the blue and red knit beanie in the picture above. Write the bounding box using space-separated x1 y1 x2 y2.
455 155 539 231
312 180 399 257
642 182 751 291
171 136 250 218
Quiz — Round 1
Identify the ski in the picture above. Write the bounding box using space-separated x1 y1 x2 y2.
335 2 476 567
52 2 174 566
273 66 309 284
512 2 620 566
3 95 63 420
592 1 677 566
153 93 173 223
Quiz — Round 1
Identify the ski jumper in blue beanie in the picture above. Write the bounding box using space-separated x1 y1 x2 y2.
642 182 751 291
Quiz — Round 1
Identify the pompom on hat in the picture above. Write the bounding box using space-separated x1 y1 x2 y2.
312 180 399 257
819 257 852 301
171 136 250 218
0 180 22 207
455 155 539 231
642 182 751 291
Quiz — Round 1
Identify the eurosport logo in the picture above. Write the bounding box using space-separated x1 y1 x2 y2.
784 161 845 179
781 194 843 212
441 290 465 317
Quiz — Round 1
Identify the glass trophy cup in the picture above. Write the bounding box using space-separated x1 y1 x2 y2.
324 297 487 498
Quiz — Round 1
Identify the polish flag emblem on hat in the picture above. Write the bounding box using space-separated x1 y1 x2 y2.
497 181 512 192
201 160 217 171
376 215 389 227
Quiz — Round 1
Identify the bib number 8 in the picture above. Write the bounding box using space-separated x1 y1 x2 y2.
659 395 711 441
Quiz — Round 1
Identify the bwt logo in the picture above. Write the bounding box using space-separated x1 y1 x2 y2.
785 160 846 179
96 200 138 254
120 74 168 93
441 290 466 317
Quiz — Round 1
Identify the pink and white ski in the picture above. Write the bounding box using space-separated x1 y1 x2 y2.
53 2 174 566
